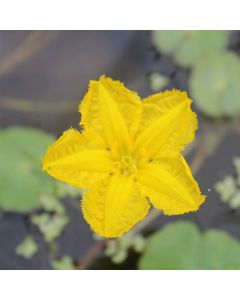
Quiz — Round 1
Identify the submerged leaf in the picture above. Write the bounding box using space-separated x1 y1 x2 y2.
215 175 236 202
111 250 128 264
229 192 240 209
215 157 240 209
56 181 84 198
40 195 65 215
149 72 169 91
52 255 74 270
233 157 240 184
16 236 38 259
104 232 146 264
31 213 69 242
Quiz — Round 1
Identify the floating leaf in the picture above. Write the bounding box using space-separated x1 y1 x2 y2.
56 181 84 198
0 127 56 212
40 195 65 215
52 255 74 270
139 221 240 270
215 157 240 209
105 232 146 264
132 235 146 253
190 51 240 117
203 230 240 270
111 250 128 264
233 157 240 184
153 30 228 67
152 31 186 55
105 240 118 257
149 72 169 91
139 221 200 269
31 213 69 242
215 175 236 202
16 236 38 259
229 192 240 209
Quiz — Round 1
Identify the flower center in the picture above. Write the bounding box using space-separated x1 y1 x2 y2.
118 155 138 176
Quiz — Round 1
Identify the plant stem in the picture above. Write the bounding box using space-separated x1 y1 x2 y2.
133 208 162 233
78 240 107 270
0 31 58 77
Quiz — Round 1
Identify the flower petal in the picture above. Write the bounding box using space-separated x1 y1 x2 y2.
42 128 114 189
82 173 150 238
79 75 142 155
137 154 205 215
135 90 197 159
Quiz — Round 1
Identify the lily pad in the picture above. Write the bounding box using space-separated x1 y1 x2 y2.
139 221 240 270
153 30 229 67
0 127 56 212
152 31 186 56
203 230 240 270
190 51 240 117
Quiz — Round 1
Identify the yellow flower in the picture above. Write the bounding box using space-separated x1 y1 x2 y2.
42 75 205 238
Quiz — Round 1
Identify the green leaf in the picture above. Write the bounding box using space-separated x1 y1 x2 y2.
40 195 65 215
52 255 74 270
149 72 169 92
175 31 228 67
215 175 236 202
105 240 118 257
229 192 240 209
31 213 69 242
152 30 229 67
139 221 240 270
132 235 146 253
104 232 146 264
16 236 38 259
215 157 240 209
111 250 128 264
203 230 240 270
139 221 201 270
0 127 56 212
233 157 240 184
152 31 186 55
56 181 84 198
190 51 240 117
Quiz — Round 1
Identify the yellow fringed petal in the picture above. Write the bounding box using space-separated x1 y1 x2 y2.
42 128 114 189
42 76 205 238
137 154 205 215
79 75 142 155
135 90 197 159
82 173 150 238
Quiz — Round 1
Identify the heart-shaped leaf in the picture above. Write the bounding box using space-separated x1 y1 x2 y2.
0 127 56 212
153 31 229 67
139 221 240 269
190 51 240 117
